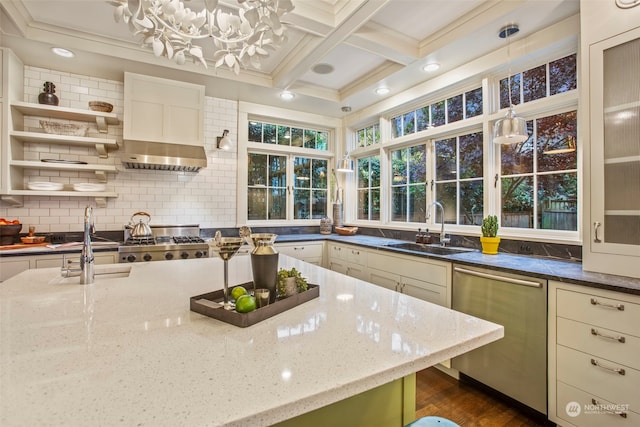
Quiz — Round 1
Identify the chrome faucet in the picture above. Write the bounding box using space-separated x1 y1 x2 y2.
427 201 451 247
80 206 95 285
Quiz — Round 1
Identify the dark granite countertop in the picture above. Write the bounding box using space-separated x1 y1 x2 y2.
275 233 640 296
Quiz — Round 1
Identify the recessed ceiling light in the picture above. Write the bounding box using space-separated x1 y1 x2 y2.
51 47 74 58
280 91 295 100
375 87 390 95
312 63 334 74
422 63 440 72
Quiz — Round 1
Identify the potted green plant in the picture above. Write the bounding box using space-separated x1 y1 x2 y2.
480 215 500 254
277 268 309 298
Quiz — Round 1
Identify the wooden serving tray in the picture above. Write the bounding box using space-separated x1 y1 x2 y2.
190 282 319 328
0 242 50 250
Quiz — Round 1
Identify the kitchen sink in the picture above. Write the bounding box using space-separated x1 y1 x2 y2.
50 264 132 285
383 242 476 256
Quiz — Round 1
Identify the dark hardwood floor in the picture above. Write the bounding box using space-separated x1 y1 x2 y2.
415 368 547 427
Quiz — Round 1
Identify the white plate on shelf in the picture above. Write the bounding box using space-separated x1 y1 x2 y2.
41 159 88 165
73 183 106 192
27 182 64 191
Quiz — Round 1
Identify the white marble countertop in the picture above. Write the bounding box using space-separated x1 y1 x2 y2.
0 255 503 427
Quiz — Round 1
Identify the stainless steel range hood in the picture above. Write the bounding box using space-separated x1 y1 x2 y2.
121 140 207 172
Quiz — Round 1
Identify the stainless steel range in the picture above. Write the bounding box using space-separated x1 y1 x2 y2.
118 224 209 263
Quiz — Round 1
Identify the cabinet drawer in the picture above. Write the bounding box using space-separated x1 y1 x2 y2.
556 381 638 427
276 243 323 259
369 268 399 292
401 276 446 307
557 345 639 409
368 251 447 286
557 317 640 370
327 244 366 266
557 289 640 337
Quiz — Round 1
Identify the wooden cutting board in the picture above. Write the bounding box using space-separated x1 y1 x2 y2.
0 242 50 250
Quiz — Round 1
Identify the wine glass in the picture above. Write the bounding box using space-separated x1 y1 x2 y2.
211 232 244 310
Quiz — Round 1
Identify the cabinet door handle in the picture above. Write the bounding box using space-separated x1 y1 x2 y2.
591 328 626 343
590 358 626 375
590 298 624 311
294 247 304 251
593 221 602 243
591 398 627 418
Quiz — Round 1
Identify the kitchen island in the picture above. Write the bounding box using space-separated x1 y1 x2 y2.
0 255 503 427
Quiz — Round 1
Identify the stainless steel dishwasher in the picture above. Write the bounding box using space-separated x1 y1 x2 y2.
452 264 547 416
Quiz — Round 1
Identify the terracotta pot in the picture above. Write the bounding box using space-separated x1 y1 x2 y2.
480 236 501 255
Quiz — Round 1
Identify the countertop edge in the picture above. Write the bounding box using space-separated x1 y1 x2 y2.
2 233 638 295
278 234 640 295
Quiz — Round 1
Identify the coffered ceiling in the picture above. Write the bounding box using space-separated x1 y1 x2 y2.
0 0 579 117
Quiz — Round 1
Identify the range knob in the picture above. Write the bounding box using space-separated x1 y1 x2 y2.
180 252 189 259
195 250 204 258
126 254 137 263
165 252 174 260
143 253 152 262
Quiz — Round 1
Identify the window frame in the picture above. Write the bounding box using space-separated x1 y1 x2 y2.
238 102 340 226
346 48 580 243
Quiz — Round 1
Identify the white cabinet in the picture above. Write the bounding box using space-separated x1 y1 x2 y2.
548 281 640 426
581 1 640 278
327 242 452 308
0 251 118 282
367 250 451 308
327 243 368 280
275 241 324 265
124 72 204 146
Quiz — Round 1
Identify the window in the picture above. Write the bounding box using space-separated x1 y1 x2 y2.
391 87 483 138
293 157 328 219
248 153 328 220
500 111 577 230
434 132 484 225
356 124 380 147
249 120 328 150
356 156 380 220
248 153 287 220
499 54 577 109
390 145 427 222
247 118 331 222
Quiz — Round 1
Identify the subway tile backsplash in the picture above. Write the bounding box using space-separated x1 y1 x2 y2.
1 66 238 232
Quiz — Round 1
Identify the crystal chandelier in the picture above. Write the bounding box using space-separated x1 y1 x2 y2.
110 0 294 74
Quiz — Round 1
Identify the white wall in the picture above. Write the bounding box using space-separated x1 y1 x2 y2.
0 66 238 232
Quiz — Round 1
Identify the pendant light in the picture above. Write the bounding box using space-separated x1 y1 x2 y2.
493 24 529 145
336 153 354 172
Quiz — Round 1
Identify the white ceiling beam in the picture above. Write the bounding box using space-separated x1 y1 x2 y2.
346 23 419 65
338 61 404 100
417 0 528 57
272 0 393 90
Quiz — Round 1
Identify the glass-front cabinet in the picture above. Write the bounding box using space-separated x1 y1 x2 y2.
584 24 640 278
